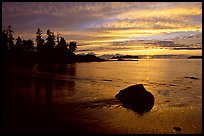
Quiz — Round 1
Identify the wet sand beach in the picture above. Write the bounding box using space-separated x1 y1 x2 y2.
1 60 202 134
2 89 201 134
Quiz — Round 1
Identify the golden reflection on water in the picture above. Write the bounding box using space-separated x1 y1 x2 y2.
2 59 202 134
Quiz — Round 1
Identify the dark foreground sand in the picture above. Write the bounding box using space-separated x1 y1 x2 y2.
2 107 96 134
1 92 124 134
1 66 202 134
1 92 202 134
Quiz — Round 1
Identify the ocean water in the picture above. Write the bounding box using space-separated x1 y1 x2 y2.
2 59 202 134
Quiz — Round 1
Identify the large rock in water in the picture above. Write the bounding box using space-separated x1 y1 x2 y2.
115 84 154 114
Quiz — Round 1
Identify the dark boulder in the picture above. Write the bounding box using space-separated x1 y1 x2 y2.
115 84 154 114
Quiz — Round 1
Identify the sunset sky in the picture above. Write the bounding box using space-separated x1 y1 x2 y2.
2 2 202 56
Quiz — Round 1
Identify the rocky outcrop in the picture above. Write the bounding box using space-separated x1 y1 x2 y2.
115 84 154 114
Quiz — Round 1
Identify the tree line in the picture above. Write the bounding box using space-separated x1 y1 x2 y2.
2 25 78 63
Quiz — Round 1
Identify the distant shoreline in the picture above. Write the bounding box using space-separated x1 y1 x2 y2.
2 52 105 64
187 56 202 59
3 52 202 65
106 59 139 61
99 54 202 60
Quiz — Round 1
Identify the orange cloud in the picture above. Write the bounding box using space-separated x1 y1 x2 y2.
2 2 202 55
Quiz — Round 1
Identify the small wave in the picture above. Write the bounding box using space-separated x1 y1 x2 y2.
58 98 121 113
149 82 177 87
168 103 186 107
85 98 121 109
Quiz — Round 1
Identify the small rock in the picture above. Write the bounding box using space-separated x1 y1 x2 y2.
173 127 181 131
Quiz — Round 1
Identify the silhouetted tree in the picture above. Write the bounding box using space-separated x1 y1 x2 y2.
68 41 77 53
56 32 61 46
36 28 45 52
55 37 68 59
55 33 61 49
60 37 68 52
15 37 34 52
2 30 8 51
15 36 23 52
2 25 15 51
22 39 34 52
7 25 15 50
45 29 55 50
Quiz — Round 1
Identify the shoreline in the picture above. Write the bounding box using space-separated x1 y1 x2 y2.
1 59 202 134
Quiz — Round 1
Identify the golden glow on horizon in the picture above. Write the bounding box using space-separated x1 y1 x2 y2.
86 48 202 56
5 2 202 56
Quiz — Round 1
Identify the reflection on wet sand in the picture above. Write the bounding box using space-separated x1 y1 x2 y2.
2 63 78 134
36 63 76 76
34 63 77 110
34 78 76 111
34 78 54 111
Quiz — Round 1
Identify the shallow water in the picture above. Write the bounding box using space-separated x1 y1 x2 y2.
2 59 202 134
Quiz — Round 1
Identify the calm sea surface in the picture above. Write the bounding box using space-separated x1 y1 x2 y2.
2 59 202 134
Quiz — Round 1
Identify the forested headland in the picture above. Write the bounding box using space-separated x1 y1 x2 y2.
2 25 104 64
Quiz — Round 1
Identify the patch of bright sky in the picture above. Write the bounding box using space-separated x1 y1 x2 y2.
89 48 202 56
